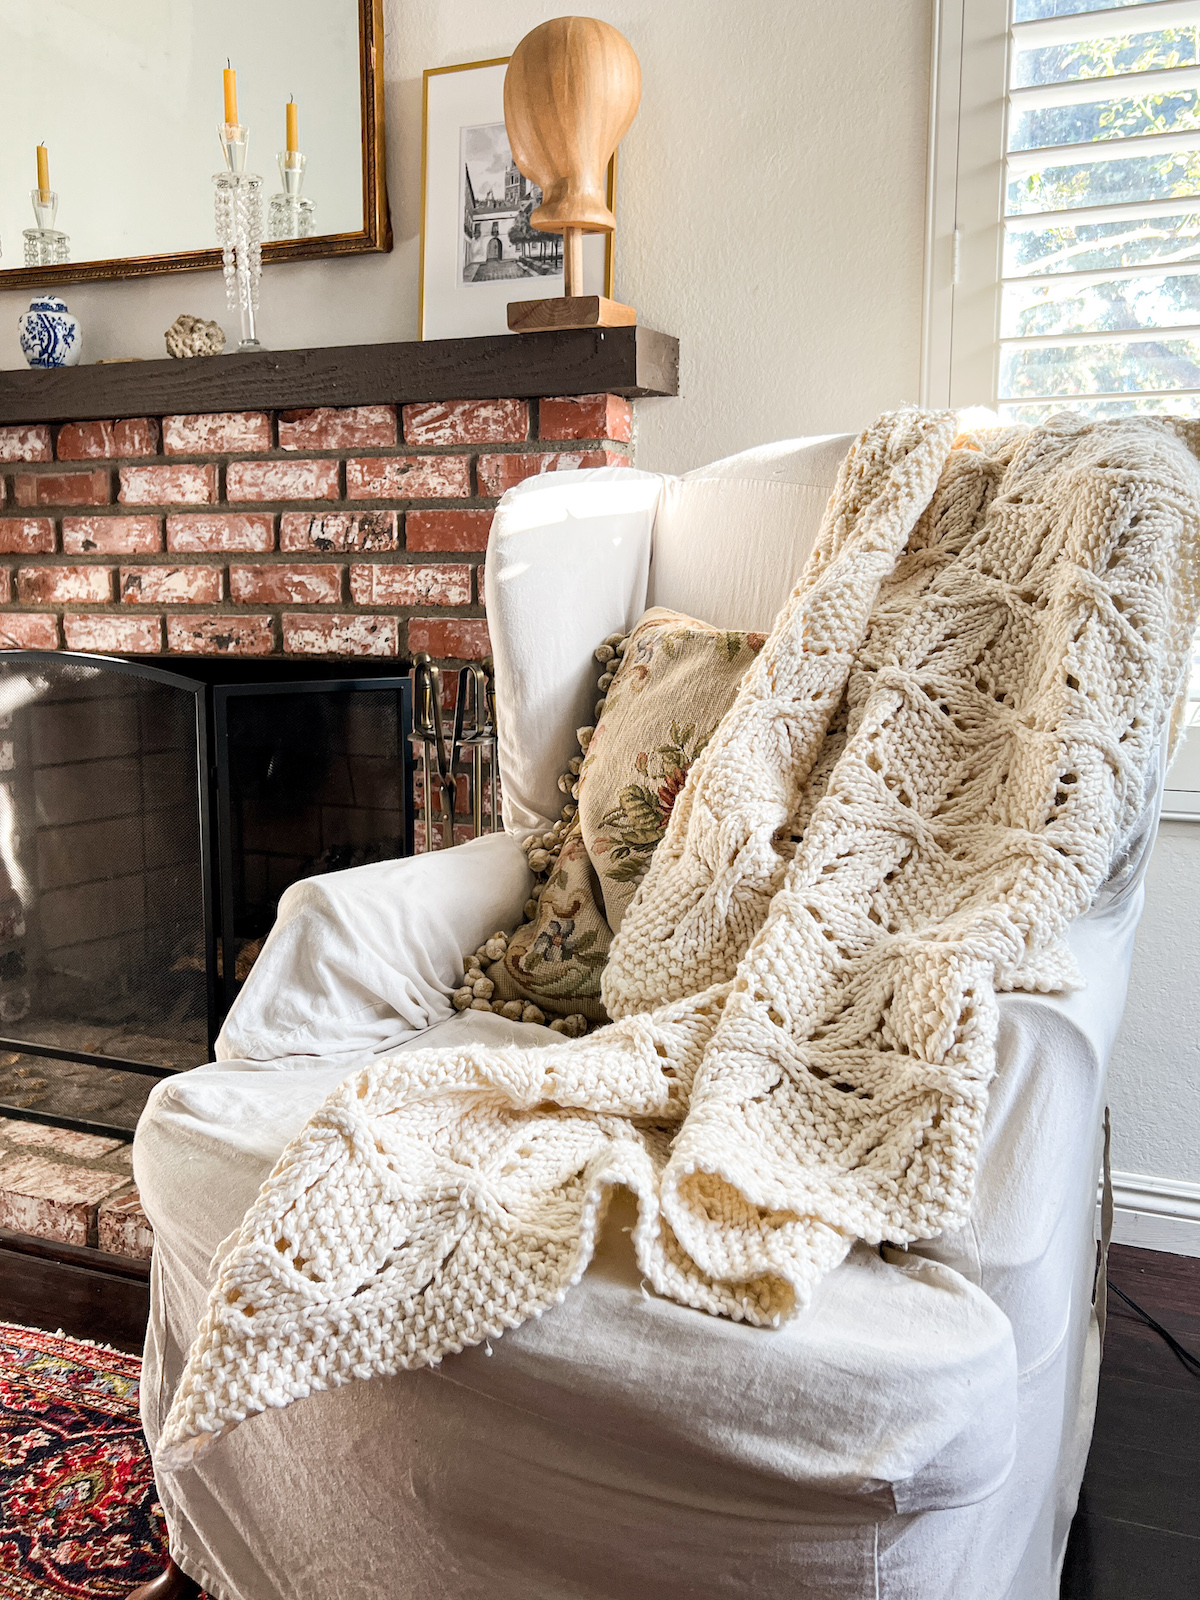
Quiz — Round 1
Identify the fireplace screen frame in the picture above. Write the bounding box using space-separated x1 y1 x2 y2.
0 650 413 1141
210 673 415 1020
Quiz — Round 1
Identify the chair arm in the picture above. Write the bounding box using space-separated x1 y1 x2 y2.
215 832 533 1068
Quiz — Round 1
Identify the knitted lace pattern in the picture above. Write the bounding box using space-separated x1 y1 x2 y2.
156 409 1200 1469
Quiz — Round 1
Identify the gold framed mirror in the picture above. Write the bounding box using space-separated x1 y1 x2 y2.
0 0 389 291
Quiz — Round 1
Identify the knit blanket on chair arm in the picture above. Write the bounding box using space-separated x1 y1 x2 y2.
156 409 1200 1470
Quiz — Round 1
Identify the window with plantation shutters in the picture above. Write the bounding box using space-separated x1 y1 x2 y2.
927 0 1200 415
925 0 1200 811
1005 0 1200 421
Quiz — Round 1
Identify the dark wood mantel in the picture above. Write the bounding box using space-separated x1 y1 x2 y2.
0 325 678 425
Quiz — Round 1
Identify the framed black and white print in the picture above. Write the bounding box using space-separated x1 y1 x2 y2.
419 58 615 339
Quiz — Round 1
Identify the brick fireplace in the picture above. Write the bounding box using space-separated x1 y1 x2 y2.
0 327 677 1295
0 390 632 672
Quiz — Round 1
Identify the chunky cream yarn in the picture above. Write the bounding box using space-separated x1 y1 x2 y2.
156 409 1200 1469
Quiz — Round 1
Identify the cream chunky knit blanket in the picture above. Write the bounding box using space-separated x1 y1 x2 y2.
157 409 1200 1469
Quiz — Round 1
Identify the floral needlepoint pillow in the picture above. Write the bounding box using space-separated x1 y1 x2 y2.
454 607 766 1032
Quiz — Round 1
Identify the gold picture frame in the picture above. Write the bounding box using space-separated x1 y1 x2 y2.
419 56 616 340
0 0 391 291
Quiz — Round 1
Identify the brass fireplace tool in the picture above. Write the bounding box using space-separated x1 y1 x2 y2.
410 656 498 851
504 16 642 333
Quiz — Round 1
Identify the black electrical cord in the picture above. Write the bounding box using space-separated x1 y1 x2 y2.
1108 1281 1200 1379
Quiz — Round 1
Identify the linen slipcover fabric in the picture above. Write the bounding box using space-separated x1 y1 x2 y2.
151 408 1200 1471
477 606 767 1023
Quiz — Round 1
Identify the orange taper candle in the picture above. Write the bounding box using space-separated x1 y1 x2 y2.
223 65 238 125
286 98 298 154
36 144 49 197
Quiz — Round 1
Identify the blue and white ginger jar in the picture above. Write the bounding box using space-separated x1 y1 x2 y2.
18 294 82 368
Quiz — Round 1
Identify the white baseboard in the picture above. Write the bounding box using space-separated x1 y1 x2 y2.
1097 1169 1200 1257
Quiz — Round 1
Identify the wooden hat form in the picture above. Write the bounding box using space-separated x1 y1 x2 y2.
504 17 641 333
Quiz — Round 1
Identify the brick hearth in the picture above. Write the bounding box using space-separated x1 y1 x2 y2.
0 1116 150 1261
0 392 633 671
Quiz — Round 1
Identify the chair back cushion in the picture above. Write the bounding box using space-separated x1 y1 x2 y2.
647 435 854 629
486 438 852 834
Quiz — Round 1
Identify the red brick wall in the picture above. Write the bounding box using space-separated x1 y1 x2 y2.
0 393 633 675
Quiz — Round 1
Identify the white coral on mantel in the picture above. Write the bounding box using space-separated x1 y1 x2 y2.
165 314 226 358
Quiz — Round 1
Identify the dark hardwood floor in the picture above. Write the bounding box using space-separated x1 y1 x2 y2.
1061 1243 1200 1599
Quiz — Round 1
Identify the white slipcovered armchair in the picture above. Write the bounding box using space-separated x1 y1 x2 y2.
134 436 1158 1600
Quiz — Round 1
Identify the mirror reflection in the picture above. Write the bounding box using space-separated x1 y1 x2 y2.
2 0 366 272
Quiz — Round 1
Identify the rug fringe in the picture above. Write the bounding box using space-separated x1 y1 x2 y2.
0 1317 142 1362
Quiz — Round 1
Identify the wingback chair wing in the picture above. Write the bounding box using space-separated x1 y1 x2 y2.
133 437 1158 1600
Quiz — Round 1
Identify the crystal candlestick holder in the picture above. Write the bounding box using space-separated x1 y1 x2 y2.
218 122 248 174
267 151 316 240
23 189 69 267
214 124 263 352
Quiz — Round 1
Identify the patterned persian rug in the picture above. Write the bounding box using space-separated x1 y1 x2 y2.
0 1321 197 1600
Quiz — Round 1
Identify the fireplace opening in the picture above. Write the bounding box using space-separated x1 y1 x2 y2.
0 651 412 1138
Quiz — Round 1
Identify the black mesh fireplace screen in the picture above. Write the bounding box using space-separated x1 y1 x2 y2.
0 652 412 1138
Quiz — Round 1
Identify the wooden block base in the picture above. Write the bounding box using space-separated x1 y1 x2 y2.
507 295 637 334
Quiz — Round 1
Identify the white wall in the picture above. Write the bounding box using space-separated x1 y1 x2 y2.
0 0 933 475
1109 823 1200 1181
